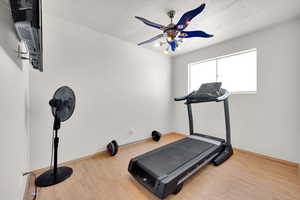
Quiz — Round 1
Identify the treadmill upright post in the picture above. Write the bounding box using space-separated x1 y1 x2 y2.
223 99 231 145
187 103 194 135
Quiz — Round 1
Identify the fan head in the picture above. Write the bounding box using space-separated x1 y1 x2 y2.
50 86 75 122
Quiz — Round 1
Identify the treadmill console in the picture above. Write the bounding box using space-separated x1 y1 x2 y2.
194 82 221 96
174 82 230 103
190 82 224 101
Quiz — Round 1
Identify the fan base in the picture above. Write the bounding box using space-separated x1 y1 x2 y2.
35 166 73 187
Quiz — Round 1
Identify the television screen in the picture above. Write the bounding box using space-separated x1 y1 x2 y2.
10 0 43 72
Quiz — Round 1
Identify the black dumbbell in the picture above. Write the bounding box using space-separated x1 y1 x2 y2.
152 130 161 142
107 140 119 156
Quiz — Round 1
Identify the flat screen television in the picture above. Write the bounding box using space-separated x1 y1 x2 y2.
10 0 43 72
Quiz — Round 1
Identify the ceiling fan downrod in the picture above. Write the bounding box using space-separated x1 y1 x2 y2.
167 10 175 23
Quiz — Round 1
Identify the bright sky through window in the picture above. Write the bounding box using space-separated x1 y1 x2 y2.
189 49 257 93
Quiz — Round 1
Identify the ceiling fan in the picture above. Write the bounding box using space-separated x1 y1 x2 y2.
135 3 213 54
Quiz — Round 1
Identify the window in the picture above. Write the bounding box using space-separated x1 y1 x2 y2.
188 49 257 94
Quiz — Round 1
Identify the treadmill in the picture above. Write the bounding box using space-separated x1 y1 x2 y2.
128 82 233 199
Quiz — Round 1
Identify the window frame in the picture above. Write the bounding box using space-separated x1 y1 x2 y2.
188 49 257 94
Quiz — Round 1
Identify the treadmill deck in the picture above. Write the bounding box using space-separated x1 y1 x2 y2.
136 137 216 177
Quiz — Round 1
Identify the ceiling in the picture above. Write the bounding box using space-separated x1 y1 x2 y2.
3 0 300 56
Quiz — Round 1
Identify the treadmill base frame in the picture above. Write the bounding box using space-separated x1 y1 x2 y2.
128 135 232 199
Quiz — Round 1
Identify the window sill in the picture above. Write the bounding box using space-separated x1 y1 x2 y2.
231 91 257 95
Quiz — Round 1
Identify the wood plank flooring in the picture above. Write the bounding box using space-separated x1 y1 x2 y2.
26 133 300 200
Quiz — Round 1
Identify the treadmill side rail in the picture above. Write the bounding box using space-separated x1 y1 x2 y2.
177 152 218 185
189 134 222 146
212 145 233 166
128 137 224 199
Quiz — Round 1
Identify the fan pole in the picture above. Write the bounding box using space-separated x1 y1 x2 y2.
35 114 73 187
53 129 59 176
167 10 175 23
53 114 60 176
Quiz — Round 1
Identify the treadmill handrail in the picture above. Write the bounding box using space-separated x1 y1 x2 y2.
174 91 195 101
175 89 231 103
216 90 231 102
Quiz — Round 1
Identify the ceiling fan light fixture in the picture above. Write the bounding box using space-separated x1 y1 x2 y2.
164 48 169 54
154 42 160 47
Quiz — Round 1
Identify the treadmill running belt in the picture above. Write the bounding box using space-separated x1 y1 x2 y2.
137 138 215 177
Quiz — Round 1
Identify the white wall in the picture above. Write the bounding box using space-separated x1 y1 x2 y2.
0 2 30 200
29 13 172 170
172 18 300 163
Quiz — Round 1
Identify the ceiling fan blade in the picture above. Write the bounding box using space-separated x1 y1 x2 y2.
168 41 177 51
179 31 213 38
138 34 164 46
135 16 165 30
176 4 206 31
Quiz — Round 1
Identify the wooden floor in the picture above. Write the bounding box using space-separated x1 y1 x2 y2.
26 133 300 200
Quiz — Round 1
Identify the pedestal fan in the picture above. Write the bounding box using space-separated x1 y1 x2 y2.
35 86 76 187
